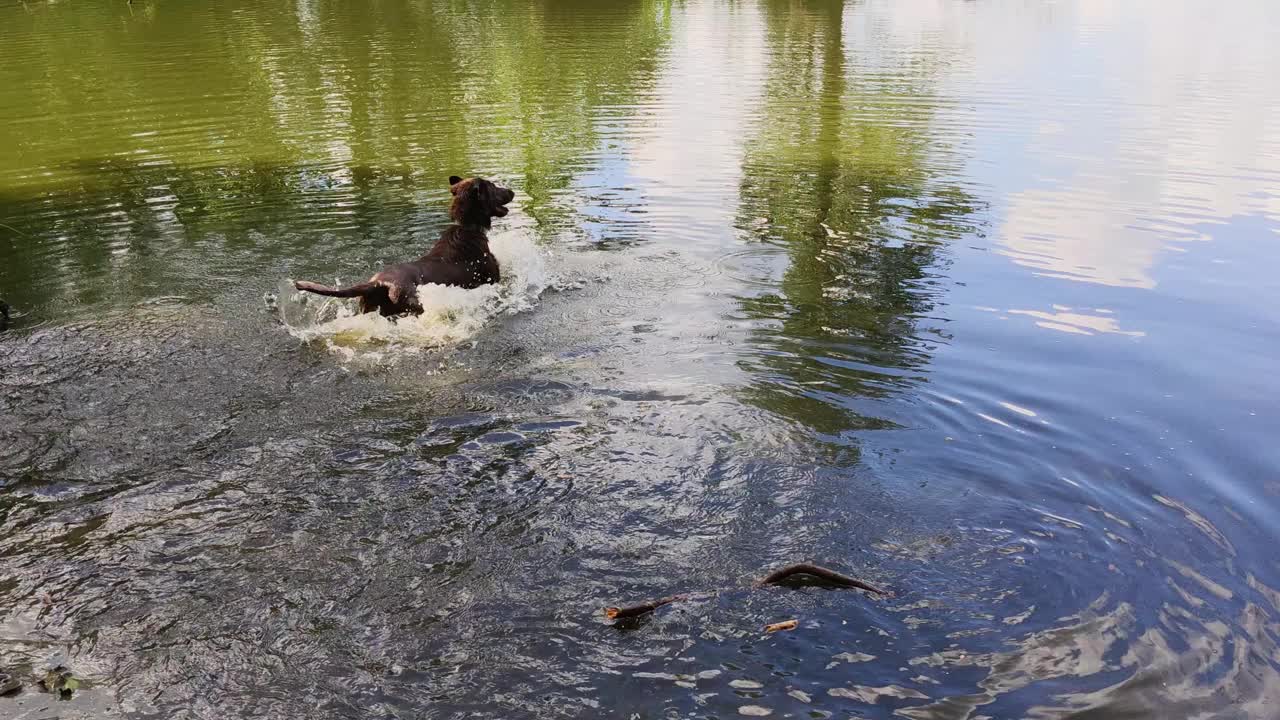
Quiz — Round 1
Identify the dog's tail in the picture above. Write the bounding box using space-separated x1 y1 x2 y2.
293 280 379 298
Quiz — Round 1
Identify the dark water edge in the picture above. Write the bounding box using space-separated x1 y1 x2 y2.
3 0 1280 718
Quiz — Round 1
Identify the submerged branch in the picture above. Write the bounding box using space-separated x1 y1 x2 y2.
605 593 702 620
755 562 887 595
603 562 886 622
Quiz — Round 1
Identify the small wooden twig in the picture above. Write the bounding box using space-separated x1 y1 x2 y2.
764 619 798 633
603 562 885 621
605 594 690 620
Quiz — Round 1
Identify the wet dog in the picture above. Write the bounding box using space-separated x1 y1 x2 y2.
293 176 515 316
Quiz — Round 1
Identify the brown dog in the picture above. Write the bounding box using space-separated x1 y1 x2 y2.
294 176 515 316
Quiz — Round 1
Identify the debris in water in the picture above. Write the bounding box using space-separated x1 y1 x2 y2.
605 592 705 620
0 671 21 696
38 666 79 700
738 706 772 716
604 562 886 621
764 619 798 633
753 563 885 594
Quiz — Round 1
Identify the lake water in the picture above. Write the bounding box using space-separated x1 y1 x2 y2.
3 0 1280 718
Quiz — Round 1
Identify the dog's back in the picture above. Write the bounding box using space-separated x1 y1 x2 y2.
293 176 513 317
417 225 500 287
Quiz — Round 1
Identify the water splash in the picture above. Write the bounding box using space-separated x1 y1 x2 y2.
279 232 550 360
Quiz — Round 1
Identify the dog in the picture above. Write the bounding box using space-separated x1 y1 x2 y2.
293 176 515 316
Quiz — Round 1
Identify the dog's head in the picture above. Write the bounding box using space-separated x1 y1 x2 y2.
449 176 515 227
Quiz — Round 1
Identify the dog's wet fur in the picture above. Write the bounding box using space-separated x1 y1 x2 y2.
293 176 515 316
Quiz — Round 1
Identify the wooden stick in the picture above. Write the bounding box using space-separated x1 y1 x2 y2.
764 619 798 633
604 594 690 620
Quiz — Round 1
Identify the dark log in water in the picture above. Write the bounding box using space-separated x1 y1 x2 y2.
755 562 887 595
604 563 885 621
605 593 693 620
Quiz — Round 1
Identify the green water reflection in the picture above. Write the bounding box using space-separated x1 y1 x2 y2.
733 0 981 434
0 0 674 309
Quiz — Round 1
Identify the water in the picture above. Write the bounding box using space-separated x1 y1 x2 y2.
2 0 1279 717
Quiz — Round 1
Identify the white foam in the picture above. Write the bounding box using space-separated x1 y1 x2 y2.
280 232 550 360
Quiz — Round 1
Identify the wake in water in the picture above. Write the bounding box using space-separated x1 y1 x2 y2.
277 232 550 361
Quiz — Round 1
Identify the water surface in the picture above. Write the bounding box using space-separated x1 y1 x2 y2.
3 1 1280 718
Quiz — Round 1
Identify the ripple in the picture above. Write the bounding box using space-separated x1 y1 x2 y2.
713 245 791 287
3 0 1280 717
